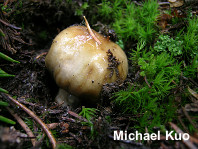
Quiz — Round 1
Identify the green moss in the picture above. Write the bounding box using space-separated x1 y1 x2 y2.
98 0 125 22
183 17 198 61
111 11 198 134
183 55 198 79
97 0 160 44
98 1 113 21
75 2 89 16
113 41 181 132
115 0 159 43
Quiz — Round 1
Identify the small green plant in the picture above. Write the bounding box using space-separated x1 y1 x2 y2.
79 106 98 122
79 106 98 137
154 35 183 56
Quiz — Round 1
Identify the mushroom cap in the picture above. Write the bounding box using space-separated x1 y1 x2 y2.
45 25 128 103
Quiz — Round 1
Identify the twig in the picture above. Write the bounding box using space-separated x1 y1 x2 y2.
190 136 198 144
188 86 198 100
4 0 9 6
61 117 76 123
2 93 57 149
133 1 142 6
162 22 185 34
83 16 101 45
182 107 198 131
0 18 21 30
68 110 88 122
17 97 40 107
144 76 151 88
17 97 63 114
69 132 82 143
36 52 48 59
158 2 170 5
171 80 178 86
6 107 37 147
178 116 189 134
160 142 169 149
12 36 30 45
182 76 198 87
189 78 198 87
169 122 197 149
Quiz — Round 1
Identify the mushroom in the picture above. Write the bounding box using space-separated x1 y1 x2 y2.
45 18 128 107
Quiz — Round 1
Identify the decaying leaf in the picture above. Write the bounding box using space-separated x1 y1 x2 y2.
157 13 172 29
169 0 184 7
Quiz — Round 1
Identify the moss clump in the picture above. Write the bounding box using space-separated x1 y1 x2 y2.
183 17 198 61
112 13 198 134
98 0 160 44
114 42 181 132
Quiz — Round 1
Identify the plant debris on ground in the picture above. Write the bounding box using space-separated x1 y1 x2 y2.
0 0 198 149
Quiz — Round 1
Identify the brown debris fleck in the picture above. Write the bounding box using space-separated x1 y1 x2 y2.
106 49 120 78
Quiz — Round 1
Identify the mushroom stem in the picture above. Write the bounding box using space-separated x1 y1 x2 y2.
83 16 101 45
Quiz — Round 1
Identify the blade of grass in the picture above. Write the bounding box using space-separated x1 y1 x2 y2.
0 101 9 106
0 52 20 63
0 115 16 124
0 69 15 77
0 88 8 93
0 74 15 77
